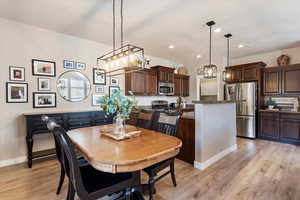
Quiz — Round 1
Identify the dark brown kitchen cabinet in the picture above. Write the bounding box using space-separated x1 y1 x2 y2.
145 69 158 95
279 113 300 143
262 64 300 96
152 66 175 83
174 74 189 97
126 70 146 95
182 75 190 97
259 111 300 145
231 68 243 82
282 64 300 95
224 62 266 83
174 75 182 96
125 69 157 96
243 66 259 81
263 68 281 95
259 112 279 139
177 118 195 164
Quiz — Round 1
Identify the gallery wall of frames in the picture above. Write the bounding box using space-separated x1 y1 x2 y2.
6 59 121 108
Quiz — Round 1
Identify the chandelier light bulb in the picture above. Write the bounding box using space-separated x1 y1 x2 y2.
130 54 136 63
122 57 128 64
105 62 110 70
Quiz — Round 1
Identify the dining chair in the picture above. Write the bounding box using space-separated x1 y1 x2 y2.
136 110 154 130
44 117 144 200
41 115 87 195
142 112 181 200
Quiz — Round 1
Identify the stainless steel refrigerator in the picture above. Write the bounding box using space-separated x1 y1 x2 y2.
225 82 257 138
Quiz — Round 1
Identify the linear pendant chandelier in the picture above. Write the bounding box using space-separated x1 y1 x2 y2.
97 0 145 77
203 21 218 79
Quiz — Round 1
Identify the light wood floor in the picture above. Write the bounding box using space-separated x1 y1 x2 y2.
1 138 300 200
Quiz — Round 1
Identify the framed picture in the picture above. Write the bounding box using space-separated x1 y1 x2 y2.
6 82 28 103
9 66 25 81
76 62 86 70
95 86 105 94
32 59 56 77
92 94 104 106
63 60 74 69
109 86 120 97
33 92 56 108
93 68 106 85
110 77 119 86
38 78 51 91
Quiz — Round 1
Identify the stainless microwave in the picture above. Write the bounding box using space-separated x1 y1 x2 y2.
158 82 174 96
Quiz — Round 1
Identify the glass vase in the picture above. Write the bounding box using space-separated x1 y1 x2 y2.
113 113 125 136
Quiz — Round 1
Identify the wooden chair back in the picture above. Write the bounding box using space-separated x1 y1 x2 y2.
48 121 90 199
156 112 181 136
136 110 154 130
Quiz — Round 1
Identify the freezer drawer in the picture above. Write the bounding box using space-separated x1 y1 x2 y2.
237 116 256 138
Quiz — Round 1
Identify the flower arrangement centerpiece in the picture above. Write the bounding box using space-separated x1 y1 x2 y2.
99 89 137 135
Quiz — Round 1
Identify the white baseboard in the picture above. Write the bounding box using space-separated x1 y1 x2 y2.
194 144 237 171
0 156 26 168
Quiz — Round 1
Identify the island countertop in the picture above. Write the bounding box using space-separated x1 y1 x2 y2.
192 100 237 104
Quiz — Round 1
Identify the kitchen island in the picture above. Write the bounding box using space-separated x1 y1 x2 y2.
192 101 237 170
128 101 237 170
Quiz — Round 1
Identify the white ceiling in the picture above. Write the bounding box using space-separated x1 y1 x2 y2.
1 0 300 66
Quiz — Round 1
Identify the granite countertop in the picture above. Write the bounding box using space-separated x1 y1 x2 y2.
259 109 300 114
192 100 238 104
181 112 195 119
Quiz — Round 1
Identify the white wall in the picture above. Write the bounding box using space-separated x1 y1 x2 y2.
186 56 226 101
0 18 177 166
232 46 300 66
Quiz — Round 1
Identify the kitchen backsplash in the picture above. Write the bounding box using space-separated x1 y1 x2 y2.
264 96 299 110
135 96 178 106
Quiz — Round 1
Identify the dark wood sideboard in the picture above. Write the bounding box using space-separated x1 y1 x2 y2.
24 110 113 168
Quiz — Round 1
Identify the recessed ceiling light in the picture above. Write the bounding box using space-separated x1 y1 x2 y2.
214 28 222 33
196 54 202 59
168 45 175 49
238 44 244 48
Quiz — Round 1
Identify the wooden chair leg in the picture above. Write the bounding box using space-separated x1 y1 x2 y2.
170 160 177 187
56 165 65 195
132 191 145 200
148 175 155 200
67 182 75 200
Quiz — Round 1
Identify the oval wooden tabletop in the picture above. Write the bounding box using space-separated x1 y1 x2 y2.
68 125 182 173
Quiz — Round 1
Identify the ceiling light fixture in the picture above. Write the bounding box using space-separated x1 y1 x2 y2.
169 45 175 49
196 54 202 59
200 21 218 79
238 44 244 48
97 0 145 77
214 28 222 33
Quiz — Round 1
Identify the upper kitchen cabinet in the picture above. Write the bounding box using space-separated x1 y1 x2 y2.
231 67 243 82
282 64 300 95
263 67 281 95
174 74 190 97
125 69 158 96
263 64 300 96
224 62 266 83
152 66 175 83
145 69 158 96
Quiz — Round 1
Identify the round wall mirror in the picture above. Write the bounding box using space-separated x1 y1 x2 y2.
57 71 91 102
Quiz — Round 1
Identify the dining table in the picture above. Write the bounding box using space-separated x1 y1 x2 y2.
67 124 182 195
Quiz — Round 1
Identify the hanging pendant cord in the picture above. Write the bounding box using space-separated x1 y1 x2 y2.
113 0 116 53
227 37 229 66
209 25 212 66
121 0 124 47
